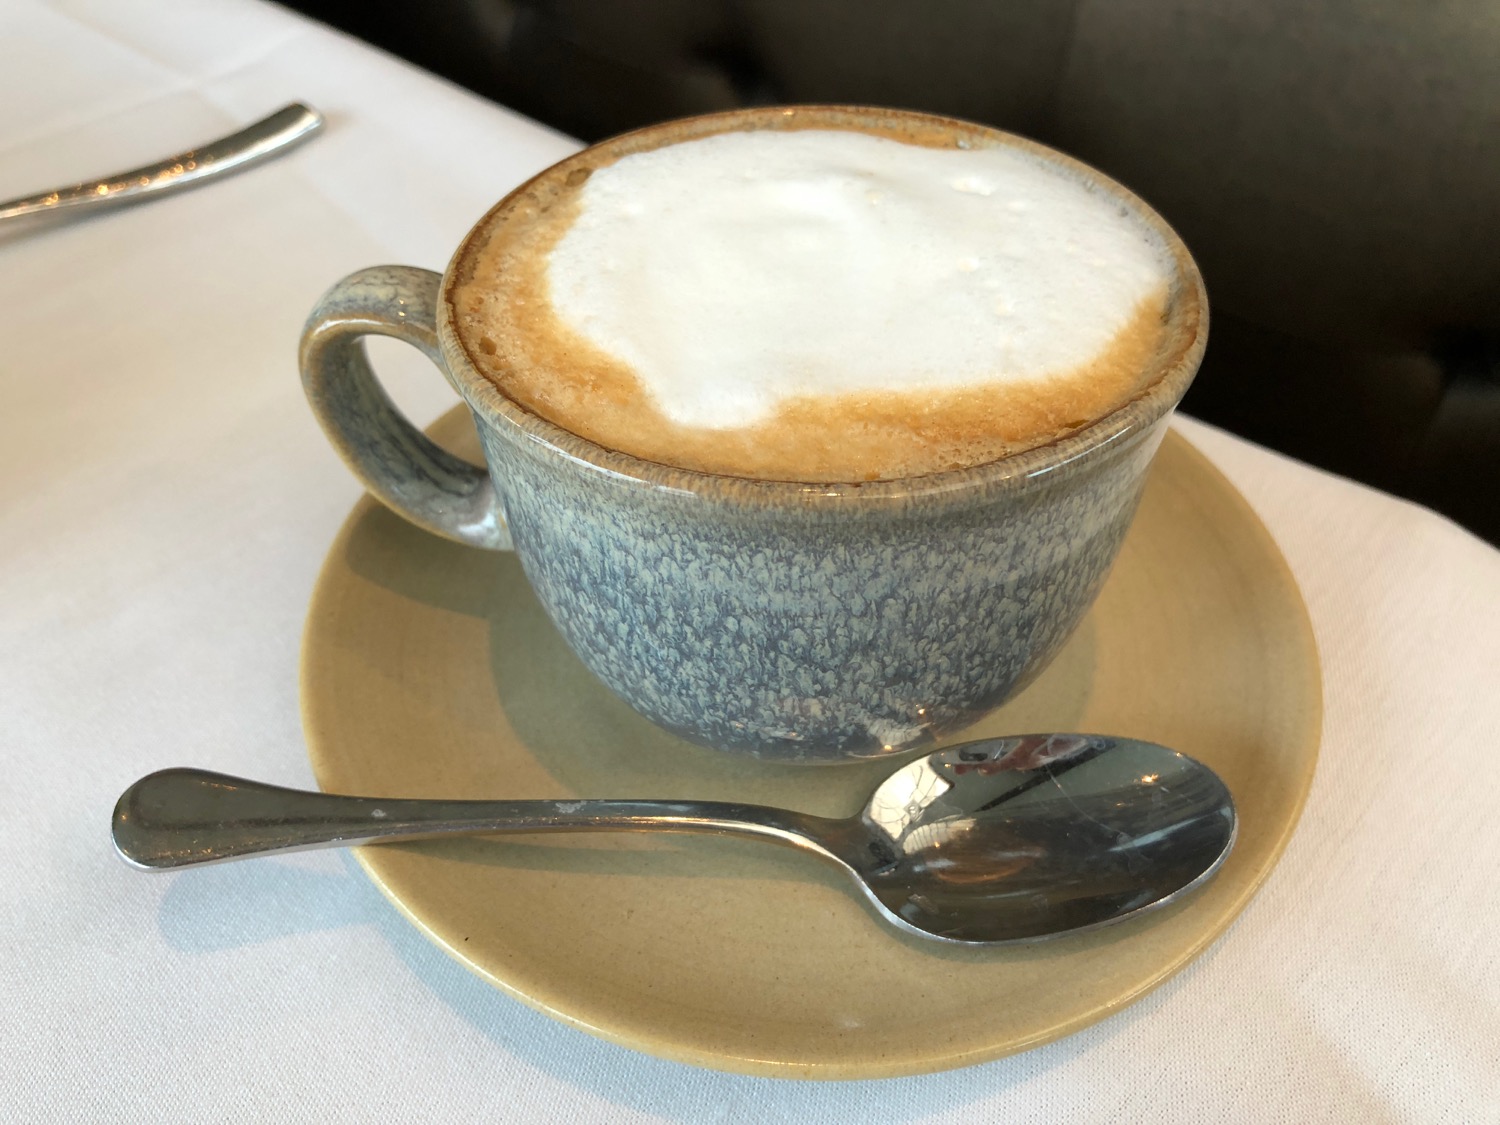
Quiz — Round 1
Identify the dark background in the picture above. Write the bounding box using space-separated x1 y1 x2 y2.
284 0 1499 543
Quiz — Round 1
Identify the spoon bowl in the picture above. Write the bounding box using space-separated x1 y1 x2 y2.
113 733 1235 945
851 735 1236 942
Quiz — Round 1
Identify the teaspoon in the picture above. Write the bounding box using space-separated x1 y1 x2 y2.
112 733 1236 945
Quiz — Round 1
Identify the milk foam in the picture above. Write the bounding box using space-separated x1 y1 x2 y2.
545 130 1169 430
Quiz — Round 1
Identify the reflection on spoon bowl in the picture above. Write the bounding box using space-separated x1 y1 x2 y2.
855 734 1236 942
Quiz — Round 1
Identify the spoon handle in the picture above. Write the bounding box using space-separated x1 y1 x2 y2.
0 103 323 223
112 768 840 871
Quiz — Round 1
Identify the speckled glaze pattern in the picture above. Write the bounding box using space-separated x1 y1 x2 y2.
477 417 1164 759
301 106 1207 764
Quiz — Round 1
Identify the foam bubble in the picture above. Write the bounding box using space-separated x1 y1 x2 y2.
544 130 1168 431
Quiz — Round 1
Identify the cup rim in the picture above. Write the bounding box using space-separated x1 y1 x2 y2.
437 104 1208 504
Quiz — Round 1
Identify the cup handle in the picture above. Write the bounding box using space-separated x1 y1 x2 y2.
299 265 511 550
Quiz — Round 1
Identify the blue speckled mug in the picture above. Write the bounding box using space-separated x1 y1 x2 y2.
300 107 1207 764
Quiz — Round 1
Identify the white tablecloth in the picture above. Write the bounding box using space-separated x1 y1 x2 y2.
3 2 1498 1120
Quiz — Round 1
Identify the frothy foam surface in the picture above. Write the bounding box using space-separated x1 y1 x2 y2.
454 123 1177 481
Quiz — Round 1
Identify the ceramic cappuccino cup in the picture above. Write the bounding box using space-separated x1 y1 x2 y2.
299 106 1207 764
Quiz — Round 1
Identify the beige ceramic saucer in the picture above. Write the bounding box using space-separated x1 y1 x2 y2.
301 409 1321 1079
